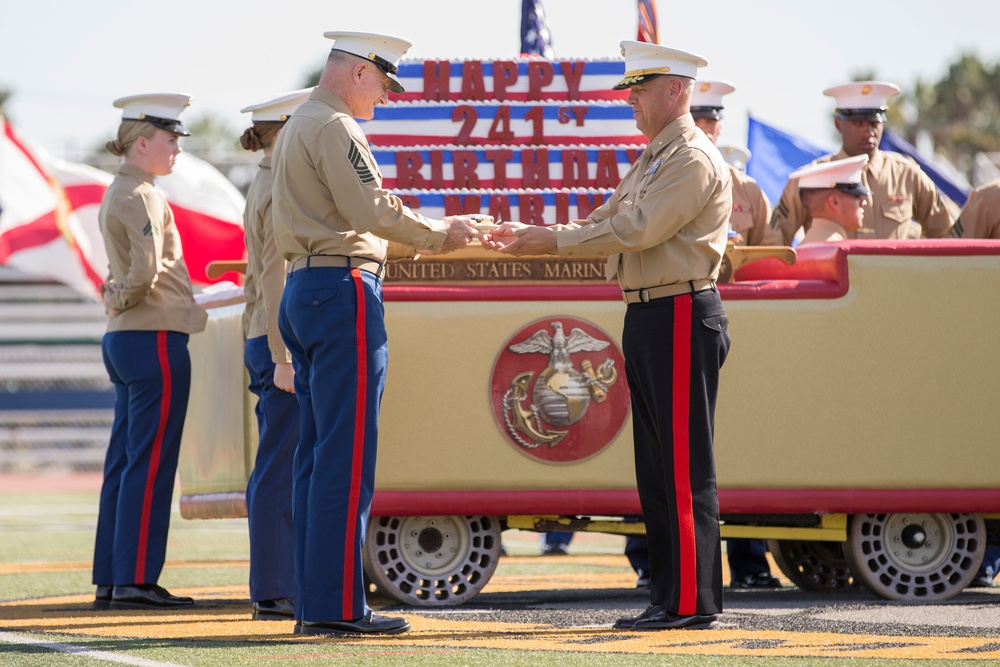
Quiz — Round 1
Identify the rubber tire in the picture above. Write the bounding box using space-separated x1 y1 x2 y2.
844 512 985 602
362 515 502 606
767 539 857 592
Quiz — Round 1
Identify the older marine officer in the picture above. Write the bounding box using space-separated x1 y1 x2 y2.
271 31 476 636
485 40 732 630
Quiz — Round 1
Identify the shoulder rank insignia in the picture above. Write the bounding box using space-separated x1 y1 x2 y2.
142 219 152 237
644 157 664 176
347 139 376 184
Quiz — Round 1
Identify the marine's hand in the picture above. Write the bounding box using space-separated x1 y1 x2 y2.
493 225 558 256
480 221 527 250
430 215 478 254
101 283 120 320
274 363 295 394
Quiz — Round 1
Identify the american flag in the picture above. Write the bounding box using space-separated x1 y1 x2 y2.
637 0 659 44
520 0 555 58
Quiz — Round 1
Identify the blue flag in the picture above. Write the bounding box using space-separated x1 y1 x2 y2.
746 115 827 206
521 0 555 58
747 115 972 209
879 129 970 207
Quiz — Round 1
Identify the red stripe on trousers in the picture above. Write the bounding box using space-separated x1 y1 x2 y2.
671 295 697 615
343 269 368 619
135 331 171 583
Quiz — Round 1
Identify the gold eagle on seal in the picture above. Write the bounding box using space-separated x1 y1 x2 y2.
502 321 619 450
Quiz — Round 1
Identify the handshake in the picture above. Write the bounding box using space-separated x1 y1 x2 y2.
436 214 558 257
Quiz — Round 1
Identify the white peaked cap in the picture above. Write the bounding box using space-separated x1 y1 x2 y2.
614 41 708 89
241 88 314 122
791 154 872 196
691 80 736 120
324 31 412 93
823 80 901 121
113 93 192 136
692 80 736 109
718 145 751 170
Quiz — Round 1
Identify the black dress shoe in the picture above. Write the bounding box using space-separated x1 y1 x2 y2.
297 610 410 635
614 604 662 629
93 585 112 610
110 584 195 610
252 597 295 620
614 604 717 630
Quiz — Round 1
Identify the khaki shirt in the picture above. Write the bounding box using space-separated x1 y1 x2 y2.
729 165 779 246
243 156 290 364
770 149 954 244
958 177 1000 239
556 114 731 289
272 87 446 264
800 218 847 244
99 163 206 334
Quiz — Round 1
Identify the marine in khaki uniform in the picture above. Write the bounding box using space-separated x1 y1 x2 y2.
956 176 1000 239
93 93 206 612
238 88 313 622
270 31 476 637
793 154 872 243
718 146 778 246
486 41 731 631
770 81 955 244
689 80 780 246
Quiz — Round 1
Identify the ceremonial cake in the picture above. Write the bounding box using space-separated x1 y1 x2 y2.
360 58 646 227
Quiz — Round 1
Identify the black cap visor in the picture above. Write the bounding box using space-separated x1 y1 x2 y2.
835 108 887 123
612 72 665 91
139 115 191 137
691 106 723 121
835 182 873 197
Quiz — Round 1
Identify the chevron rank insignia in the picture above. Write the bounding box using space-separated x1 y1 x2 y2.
142 219 152 237
347 139 376 184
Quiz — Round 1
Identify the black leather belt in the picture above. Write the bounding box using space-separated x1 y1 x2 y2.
286 255 385 279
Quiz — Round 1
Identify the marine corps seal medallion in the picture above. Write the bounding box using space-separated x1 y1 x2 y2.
490 316 629 464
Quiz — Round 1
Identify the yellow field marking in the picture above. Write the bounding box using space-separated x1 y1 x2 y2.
1 582 999 660
1 556 987 660
1 593 999 660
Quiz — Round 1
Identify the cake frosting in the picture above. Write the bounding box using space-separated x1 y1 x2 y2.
360 58 646 227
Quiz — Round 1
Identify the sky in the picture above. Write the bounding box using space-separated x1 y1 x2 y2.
2 0 1000 160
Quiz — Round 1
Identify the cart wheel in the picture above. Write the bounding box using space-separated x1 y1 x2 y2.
362 515 502 606
844 513 984 601
767 539 856 591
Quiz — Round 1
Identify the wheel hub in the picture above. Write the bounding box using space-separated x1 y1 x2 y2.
363 515 502 606
847 512 985 601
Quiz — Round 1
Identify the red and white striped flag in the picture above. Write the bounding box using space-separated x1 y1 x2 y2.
0 116 246 297
0 116 109 300
154 152 247 285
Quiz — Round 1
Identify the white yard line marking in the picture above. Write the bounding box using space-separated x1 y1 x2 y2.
0 630 189 667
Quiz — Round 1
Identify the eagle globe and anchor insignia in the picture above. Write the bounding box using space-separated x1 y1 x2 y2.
490 317 630 464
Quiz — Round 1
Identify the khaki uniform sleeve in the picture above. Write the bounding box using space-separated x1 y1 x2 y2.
258 199 291 365
109 191 160 312
557 149 717 255
958 185 1000 239
386 241 418 260
911 168 955 238
315 119 446 250
744 180 777 246
769 176 807 245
